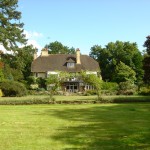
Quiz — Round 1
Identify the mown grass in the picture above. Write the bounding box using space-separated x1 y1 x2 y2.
0 103 150 150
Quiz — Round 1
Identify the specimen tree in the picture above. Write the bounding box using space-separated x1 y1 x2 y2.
0 0 26 51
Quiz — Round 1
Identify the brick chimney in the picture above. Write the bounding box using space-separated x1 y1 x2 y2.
33 49 38 60
76 48 81 64
41 48 49 56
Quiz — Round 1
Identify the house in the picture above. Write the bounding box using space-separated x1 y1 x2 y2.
31 48 100 92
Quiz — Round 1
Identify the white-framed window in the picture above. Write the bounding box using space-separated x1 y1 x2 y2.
67 62 75 68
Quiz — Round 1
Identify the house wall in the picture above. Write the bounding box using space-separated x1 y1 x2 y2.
34 72 46 78
86 71 97 75
47 71 59 77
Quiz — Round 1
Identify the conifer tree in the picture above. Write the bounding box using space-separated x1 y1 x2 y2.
0 0 26 51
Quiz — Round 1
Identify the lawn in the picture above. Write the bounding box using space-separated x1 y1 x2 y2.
0 103 150 150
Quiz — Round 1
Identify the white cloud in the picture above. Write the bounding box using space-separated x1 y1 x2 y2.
23 30 43 53
0 30 43 54
26 39 42 50
24 30 43 38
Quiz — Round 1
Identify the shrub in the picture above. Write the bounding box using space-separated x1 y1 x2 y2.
101 82 119 91
139 86 150 96
36 77 46 89
0 81 27 97
30 84 39 90
84 90 97 96
117 81 137 95
101 82 118 95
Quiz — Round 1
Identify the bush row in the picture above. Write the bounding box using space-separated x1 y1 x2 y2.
0 96 149 105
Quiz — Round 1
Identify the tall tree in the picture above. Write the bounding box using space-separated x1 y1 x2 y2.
90 41 144 83
0 0 26 51
45 41 75 54
113 61 136 83
143 36 150 84
143 36 150 55
1 45 36 81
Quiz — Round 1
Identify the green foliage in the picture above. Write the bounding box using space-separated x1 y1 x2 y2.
143 35 150 55
0 81 27 97
84 90 97 96
10 68 23 81
36 77 46 89
113 61 136 83
117 81 137 95
16 46 36 79
3 64 14 80
143 55 150 84
81 71 102 99
0 0 26 51
139 86 150 96
45 41 75 54
1 45 36 81
46 74 60 99
101 82 118 91
0 68 4 82
101 82 118 95
90 41 144 83
27 76 36 85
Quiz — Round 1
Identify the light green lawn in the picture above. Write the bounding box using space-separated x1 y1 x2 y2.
0 103 150 150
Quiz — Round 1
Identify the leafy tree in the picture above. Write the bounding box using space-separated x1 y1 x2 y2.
113 61 136 83
15 46 36 79
0 68 4 82
143 56 150 84
143 36 150 55
81 71 102 100
46 74 60 100
90 41 143 83
45 41 75 54
143 36 150 84
1 45 36 80
0 0 26 51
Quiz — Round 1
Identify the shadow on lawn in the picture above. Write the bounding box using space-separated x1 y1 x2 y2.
45 104 150 150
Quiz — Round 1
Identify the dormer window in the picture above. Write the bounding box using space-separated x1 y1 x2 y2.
67 62 75 68
66 57 76 68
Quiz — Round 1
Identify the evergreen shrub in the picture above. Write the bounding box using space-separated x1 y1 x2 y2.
0 81 27 97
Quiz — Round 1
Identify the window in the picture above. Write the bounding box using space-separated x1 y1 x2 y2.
67 62 75 68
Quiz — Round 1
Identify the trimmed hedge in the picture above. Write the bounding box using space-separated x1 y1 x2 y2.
0 81 27 97
0 96 149 105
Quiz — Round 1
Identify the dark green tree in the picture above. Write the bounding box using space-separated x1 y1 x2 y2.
143 36 150 55
1 45 36 81
0 0 26 51
45 41 75 54
90 41 144 83
143 36 150 84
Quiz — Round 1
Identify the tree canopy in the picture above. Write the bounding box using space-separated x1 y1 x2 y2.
143 36 150 55
90 41 143 83
113 61 136 83
45 41 75 54
143 36 150 84
0 0 26 51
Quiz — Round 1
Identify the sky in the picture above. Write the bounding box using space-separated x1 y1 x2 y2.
18 0 150 55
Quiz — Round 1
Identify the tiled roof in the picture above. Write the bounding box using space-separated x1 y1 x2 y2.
31 54 100 73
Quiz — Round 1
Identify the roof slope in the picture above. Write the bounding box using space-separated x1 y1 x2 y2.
31 54 100 72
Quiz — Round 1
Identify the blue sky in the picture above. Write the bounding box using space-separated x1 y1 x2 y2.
18 0 150 55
